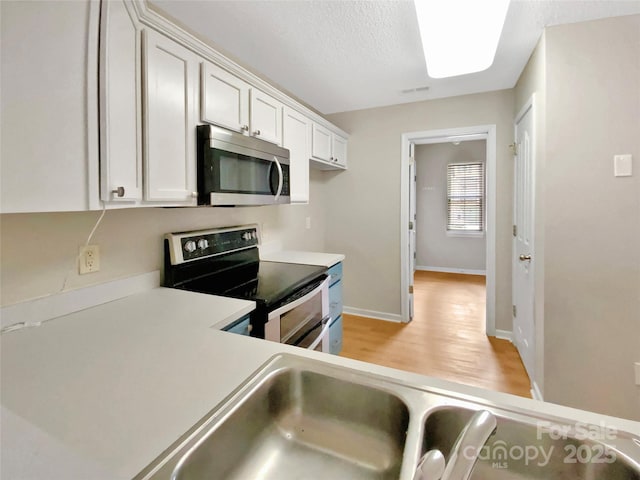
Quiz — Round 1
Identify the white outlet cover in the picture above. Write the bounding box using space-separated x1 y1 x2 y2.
614 154 632 177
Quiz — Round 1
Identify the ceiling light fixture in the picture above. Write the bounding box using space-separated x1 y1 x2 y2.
414 0 510 79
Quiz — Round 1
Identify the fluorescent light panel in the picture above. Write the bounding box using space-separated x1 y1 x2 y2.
414 0 510 79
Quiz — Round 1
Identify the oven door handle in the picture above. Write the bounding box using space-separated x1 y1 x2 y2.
268 277 329 321
308 317 331 351
273 156 283 200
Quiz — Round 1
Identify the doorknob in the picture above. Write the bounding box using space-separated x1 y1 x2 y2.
519 254 532 261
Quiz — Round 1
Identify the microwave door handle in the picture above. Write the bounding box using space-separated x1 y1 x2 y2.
273 156 283 200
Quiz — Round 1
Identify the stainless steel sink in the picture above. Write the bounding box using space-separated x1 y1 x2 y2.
135 354 640 480
421 406 640 479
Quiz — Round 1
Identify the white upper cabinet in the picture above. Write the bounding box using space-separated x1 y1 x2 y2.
99 0 142 204
201 61 283 146
250 89 283 146
282 107 311 203
0 0 101 213
311 123 347 169
201 61 249 133
331 134 348 168
142 29 198 204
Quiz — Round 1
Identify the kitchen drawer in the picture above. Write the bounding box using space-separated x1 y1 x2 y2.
329 280 343 324
223 315 251 336
329 315 343 355
328 262 343 286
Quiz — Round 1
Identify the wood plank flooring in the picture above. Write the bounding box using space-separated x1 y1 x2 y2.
340 271 532 398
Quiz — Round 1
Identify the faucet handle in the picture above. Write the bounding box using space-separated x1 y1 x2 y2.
413 449 445 480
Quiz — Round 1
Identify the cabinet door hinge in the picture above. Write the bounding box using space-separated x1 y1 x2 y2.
409 285 414 294
409 221 414 230
513 305 517 317
513 224 517 237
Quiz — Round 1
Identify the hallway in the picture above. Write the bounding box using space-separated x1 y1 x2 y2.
340 271 532 398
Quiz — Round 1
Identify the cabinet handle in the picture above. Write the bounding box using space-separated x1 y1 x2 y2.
330 156 334 161
253 129 261 136
241 125 249 131
112 186 125 198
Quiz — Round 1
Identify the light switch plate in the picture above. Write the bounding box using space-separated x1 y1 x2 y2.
614 154 632 177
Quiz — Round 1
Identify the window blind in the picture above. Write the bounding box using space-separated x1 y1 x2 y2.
447 162 485 232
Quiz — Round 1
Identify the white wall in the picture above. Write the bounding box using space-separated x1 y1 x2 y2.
326 89 515 329
415 141 486 272
0 171 327 306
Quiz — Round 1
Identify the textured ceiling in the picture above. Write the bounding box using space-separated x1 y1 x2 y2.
150 0 640 114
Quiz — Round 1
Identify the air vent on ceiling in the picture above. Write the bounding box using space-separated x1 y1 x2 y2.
401 86 430 94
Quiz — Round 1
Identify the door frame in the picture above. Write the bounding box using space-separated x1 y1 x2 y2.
400 125 497 336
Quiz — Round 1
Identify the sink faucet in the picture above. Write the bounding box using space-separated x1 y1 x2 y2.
414 410 497 480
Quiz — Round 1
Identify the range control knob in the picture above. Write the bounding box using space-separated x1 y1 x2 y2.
184 240 197 253
252 231 257 239
242 232 252 241
197 239 209 250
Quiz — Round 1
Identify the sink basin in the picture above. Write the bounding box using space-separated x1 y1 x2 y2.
421 406 640 479
135 354 640 480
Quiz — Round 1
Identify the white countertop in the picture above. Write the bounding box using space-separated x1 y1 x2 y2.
2 287 639 479
259 249 345 268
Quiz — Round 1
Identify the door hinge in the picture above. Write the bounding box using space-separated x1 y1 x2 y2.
413 251 416 259
509 143 518 155
409 285 414 294
409 221 414 230
513 224 517 237
513 305 517 317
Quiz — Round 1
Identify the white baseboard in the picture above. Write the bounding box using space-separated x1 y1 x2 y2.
343 306 402 323
494 329 513 342
531 381 544 401
1 271 160 330
416 266 486 276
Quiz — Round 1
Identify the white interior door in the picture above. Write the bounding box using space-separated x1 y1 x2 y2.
513 104 535 381
408 142 417 321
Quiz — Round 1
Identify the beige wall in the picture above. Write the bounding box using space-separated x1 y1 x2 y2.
542 15 640 420
326 89 515 329
415 141 486 271
0 172 327 306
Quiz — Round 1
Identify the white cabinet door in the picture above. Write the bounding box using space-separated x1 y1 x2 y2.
332 134 348 168
282 107 311 203
99 0 142 203
311 123 332 162
250 89 282 145
201 61 249 133
143 29 197 204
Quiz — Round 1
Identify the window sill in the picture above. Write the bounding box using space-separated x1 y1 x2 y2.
446 230 485 238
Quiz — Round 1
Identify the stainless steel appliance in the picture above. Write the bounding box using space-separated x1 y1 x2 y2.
163 225 330 352
197 125 290 206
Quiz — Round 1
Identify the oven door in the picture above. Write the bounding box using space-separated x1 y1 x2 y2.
265 277 329 348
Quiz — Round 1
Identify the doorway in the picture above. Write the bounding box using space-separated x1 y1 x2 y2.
400 125 497 335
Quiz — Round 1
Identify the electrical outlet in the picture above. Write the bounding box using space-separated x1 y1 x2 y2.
79 245 100 274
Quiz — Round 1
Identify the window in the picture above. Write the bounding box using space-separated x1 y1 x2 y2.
447 162 485 232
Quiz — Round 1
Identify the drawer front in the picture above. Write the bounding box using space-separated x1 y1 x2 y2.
329 315 343 355
328 262 343 286
223 315 251 336
329 280 343 323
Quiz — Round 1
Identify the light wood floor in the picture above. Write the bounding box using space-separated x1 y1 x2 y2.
340 271 532 398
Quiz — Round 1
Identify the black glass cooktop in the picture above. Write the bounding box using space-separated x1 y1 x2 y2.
178 260 327 308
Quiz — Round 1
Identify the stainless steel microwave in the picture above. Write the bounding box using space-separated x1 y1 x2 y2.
196 125 290 206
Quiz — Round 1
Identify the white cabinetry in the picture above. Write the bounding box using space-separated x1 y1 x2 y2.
142 29 198 204
201 62 283 145
0 0 100 212
201 61 249 133
311 124 347 169
282 107 312 203
99 0 142 204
